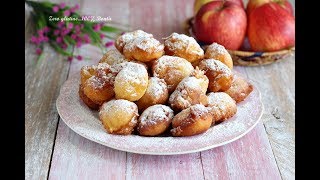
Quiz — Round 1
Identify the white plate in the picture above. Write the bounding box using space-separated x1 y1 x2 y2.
56 74 263 155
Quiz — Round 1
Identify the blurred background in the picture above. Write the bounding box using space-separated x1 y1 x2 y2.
25 1 295 179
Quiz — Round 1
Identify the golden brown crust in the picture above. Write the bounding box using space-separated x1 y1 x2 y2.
136 77 169 112
207 92 237 123
110 61 144 76
137 105 174 136
224 74 253 103
191 59 201 68
123 36 165 62
99 49 128 65
164 33 204 63
114 62 149 101
78 84 100 110
171 104 213 136
80 63 117 106
81 63 116 84
169 68 209 111
115 30 153 53
95 63 117 78
152 55 194 93
83 75 115 105
78 30 250 137
99 99 138 135
80 65 98 85
199 59 233 92
204 43 233 69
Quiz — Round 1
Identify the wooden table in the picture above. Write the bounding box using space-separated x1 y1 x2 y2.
25 0 295 179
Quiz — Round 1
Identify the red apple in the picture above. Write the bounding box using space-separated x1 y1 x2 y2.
247 0 294 16
193 1 247 50
193 0 245 15
247 2 295 52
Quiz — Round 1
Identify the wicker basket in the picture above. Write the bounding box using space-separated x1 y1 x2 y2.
184 17 295 66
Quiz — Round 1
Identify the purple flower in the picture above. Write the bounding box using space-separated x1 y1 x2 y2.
61 28 70 36
59 2 66 9
67 56 73 61
70 4 80 13
64 10 71 16
56 37 63 43
100 34 105 39
38 29 44 36
75 25 81 32
74 31 81 37
83 34 91 43
93 24 101 31
75 36 82 42
67 23 74 29
61 43 67 50
57 21 65 28
105 41 114 48
43 36 49 42
54 29 60 36
74 4 80 10
38 35 45 42
30 36 39 44
52 6 59 13
76 41 82 48
43 26 50 33
120 32 126 35
76 55 83 60
71 34 77 40
36 48 42 55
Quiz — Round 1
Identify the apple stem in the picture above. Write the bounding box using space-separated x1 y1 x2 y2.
220 0 226 9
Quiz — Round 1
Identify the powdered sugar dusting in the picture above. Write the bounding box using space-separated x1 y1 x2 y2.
116 62 148 84
207 92 236 114
58 58 262 155
124 36 164 53
169 69 208 109
208 92 235 106
190 104 208 117
206 42 228 55
147 77 168 97
139 105 174 128
200 59 232 76
164 32 203 56
99 99 138 117
181 76 202 90
153 56 194 78
153 56 194 91
116 30 153 49
100 49 128 65
81 65 96 73
93 63 118 86
169 76 205 106
114 62 148 97
88 76 106 89
95 62 110 70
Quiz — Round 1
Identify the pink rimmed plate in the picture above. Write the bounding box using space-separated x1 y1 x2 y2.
56 74 263 155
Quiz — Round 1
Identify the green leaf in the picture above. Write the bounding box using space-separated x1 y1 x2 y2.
36 51 46 67
100 26 121 32
38 12 47 28
64 36 76 45
82 23 102 45
50 42 73 56
26 1 54 14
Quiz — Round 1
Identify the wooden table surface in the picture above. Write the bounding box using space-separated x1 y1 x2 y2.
25 0 295 179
